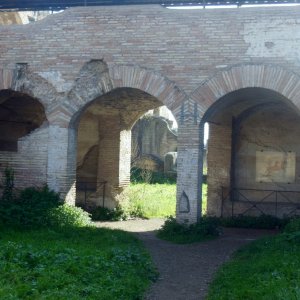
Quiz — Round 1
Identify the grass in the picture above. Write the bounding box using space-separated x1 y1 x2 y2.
0 226 157 300
127 183 176 218
126 183 207 219
207 232 300 300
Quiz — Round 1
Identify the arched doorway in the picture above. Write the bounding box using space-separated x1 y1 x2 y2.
72 87 178 210
202 87 300 217
191 65 300 220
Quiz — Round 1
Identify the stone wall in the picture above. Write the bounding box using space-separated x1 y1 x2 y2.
132 116 177 171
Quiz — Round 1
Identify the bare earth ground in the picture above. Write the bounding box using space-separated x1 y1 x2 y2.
96 219 277 300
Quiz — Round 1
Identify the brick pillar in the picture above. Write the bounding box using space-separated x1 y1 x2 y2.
176 123 201 224
97 116 131 208
206 124 232 217
47 124 76 205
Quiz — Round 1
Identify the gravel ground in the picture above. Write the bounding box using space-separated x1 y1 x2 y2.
96 219 277 300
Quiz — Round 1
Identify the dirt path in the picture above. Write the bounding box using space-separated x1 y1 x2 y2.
96 219 276 300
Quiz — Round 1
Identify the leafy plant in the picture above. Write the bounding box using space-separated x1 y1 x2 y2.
0 184 92 229
48 204 91 228
157 216 221 244
0 186 61 227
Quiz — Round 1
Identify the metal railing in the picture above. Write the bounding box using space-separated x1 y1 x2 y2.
77 180 107 209
221 187 300 217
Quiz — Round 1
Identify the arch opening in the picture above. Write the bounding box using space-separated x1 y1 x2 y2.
74 87 178 212
200 87 300 218
0 90 47 152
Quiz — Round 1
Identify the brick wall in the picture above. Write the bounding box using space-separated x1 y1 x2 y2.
1 5 300 222
206 124 232 217
0 124 49 190
1 6 300 94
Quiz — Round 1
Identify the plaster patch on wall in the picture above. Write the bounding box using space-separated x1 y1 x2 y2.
256 151 296 183
38 71 72 93
243 20 300 60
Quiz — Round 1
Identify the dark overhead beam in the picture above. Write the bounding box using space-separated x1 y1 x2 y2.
1 0 300 11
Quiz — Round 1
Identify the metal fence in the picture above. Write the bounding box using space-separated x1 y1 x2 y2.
77 181 107 209
221 187 300 217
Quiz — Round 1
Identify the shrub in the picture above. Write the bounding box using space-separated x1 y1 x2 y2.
0 182 92 229
47 204 91 228
126 202 145 219
91 205 128 221
0 186 62 228
157 216 221 244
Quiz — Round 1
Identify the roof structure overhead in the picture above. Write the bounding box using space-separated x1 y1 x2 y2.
1 0 300 10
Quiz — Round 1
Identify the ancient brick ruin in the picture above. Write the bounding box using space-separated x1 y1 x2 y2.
1 5 300 222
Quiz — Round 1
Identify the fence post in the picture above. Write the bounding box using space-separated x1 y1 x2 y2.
275 191 278 217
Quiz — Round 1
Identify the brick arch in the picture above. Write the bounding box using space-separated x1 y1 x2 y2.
66 60 187 126
190 64 300 118
0 65 60 113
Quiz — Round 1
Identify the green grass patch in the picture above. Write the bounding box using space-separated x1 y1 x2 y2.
0 226 157 300
207 231 300 300
126 183 176 218
157 216 221 244
125 183 207 219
